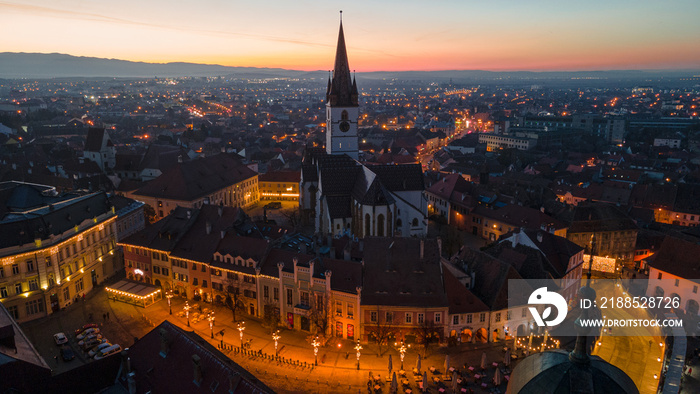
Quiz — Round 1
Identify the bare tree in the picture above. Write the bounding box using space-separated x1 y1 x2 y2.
415 312 440 358
279 207 301 229
262 297 280 333
223 274 245 322
309 292 330 338
370 307 395 356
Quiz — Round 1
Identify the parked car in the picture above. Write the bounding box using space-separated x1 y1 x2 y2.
60 346 75 361
76 327 100 340
94 344 121 360
88 342 113 357
265 201 282 209
74 324 99 336
53 333 68 345
78 335 104 347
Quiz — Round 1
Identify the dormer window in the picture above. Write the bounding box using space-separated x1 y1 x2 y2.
341 110 349 121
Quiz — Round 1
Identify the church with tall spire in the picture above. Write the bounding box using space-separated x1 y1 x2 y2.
300 15 428 239
325 14 359 160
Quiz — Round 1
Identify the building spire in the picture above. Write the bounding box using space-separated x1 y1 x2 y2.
327 13 357 107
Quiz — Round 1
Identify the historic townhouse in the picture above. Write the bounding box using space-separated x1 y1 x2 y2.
0 190 119 323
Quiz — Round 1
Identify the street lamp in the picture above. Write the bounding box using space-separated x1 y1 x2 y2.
183 300 191 327
312 336 320 365
272 330 281 356
354 339 363 370
237 321 246 348
398 339 407 370
166 290 173 315
208 312 215 339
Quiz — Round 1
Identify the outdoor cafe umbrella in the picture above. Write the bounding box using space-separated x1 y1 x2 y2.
493 367 502 386
480 351 487 370
416 354 422 373
544 330 549 346
504 348 511 367
444 354 450 374
389 355 393 375
452 371 459 393
422 371 428 393
391 372 398 393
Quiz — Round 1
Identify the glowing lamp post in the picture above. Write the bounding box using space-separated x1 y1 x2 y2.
312 336 320 365
272 330 281 356
237 321 246 348
166 290 173 315
208 312 215 339
354 339 363 370
183 300 191 327
398 340 407 370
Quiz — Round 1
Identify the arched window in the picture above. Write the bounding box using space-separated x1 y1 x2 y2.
341 110 349 120
377 214 385 237
365 214 371 237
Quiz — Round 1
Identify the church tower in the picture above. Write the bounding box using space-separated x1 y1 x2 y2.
325 15 359 160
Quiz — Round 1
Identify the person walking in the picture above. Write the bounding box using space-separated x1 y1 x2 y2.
106 312 110 321
103 313 106 322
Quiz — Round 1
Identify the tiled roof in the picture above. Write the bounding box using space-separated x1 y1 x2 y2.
134 154 256 201
258 170 301 183
361 238 448 308
368 164 424 191
647 236 700 284
443 268 489 315
569 204 637 233
84 127 106 152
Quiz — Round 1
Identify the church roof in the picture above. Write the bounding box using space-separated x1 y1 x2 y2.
327 20 358 107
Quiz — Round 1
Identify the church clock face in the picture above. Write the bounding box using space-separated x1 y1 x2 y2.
339 121 350 132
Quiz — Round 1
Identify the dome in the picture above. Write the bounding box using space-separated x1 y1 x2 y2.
505 349 639 394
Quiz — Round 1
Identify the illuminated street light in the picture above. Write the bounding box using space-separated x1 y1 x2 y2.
208 312 215 339
238 321 246 348
166 290 173 315
272 330 281 356
354 339 363 370
398 340 407 370
183 301 191 327
312 336 320 366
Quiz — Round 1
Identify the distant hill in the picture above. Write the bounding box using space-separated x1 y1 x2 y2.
0 53 698 85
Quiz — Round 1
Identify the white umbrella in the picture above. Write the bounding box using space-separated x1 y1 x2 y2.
504 348 511 367
493 367 502 386
391 372 398 393
444 354 450 374
513 336 518 351
527 332 533 355
416 354 422 373
480 351 487 370
452 371 459 393
543 330 549 351
422 371 428 393
388 354 393 375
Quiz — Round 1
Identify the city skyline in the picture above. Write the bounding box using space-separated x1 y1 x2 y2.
2 0 700 72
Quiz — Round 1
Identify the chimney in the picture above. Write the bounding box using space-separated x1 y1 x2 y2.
192 354 203 386
159 328 169 357
537 232 543 243
178 155 183 163
220 230 226 239
187 210 192 219
420 239 425 259
205 221 212 235
127 372 136 394
120 349 130 378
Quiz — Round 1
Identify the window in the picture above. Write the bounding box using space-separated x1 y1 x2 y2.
495 312 501 323
386 311 393 323
202 280 207 288
7 305 18 319
657 273 662 280
694 286 698 294
162 268 169 276
201 265 206 272
15 283 23 294
479 313 486 323
193 278 199 286
274 287 279 301
153 266 161 275
347 303 354 319
336 301 343 317
28 279 38 291
226 272 237 280
506 310 512 320
0 267 3 278
264 286 269 299
466 314 472 324
370 311 378 323
12 264 19 275
522 308 527 318
300 292 310 307
25 299 44 316
675 279 680 287
75 278 84 293
63 287 70 301
152 251 159 259
434 313 441 324
243 276 256 284
0 287 7 298
286 288 293 306
192 263 197 271
405 313 412 324
26 260 34 272
452 315 459 325
417 313 424 324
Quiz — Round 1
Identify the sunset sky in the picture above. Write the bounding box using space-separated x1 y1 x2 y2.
2 0 699 72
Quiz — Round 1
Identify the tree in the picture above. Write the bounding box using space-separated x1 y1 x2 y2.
370 307 395 356
143 204 157 224
223 274 245 322
279 207 301 230
309 292 330 338
262 297 280 333
416 312 440 358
